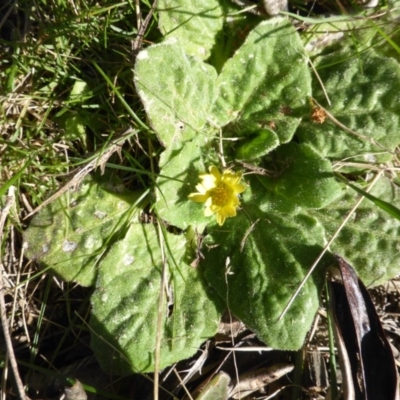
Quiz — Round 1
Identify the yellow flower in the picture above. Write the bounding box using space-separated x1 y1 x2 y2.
188 166 246 226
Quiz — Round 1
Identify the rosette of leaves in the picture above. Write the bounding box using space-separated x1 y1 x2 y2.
24 2 400 375
134 15 339 350
134 4 400 353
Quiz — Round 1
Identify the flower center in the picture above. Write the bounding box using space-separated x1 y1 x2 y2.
210 183 232 206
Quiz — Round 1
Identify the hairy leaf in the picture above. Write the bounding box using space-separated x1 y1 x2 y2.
155 139 217 229
158 0 224 60
203 211 329 350
211 17 311 148
134 40 217 149
24 180 142 286
254 143 342 213
297 51 400 163
90 224 222 374
310 177 400 287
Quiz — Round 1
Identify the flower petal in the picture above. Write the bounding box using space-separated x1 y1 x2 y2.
222 169 239 178
209 204 222 213
209 165 221 181
188 193 209 203
200 174 217 190
229 196 240 207
188 165 246 225
232 183 247 193
195 183 207 193
204 205 214 216
216 212 226 226
221 205 237 217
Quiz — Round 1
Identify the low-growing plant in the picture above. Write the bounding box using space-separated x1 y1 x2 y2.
24 0 400 375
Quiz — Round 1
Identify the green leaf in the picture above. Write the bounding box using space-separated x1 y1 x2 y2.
0 158 31 197
191 143 340 350
211 17 311 147
297 51 400 163
68 79 90 101
195 372 230 400
158 0 224 60
251 143 342 213
24 180 143 286
310 177 400 287
63 114 86 142
90 224 223 374
134 40 218 149
155 138 219 230
336 173 400 221
203 212 329 350
235 129 279 160
200 174 400 350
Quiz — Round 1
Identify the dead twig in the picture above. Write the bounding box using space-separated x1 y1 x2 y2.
0 187 29 400
132 0 158 55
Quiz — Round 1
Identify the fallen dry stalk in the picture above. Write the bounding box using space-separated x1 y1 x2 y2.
0 186 29 400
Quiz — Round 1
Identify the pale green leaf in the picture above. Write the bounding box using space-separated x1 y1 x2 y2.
203 212 329 350
195 372 230 400
158 0 224 60
134 40 218 149
69 80 89 101
90 224 223 374
297 51 400 163
155 138 218 230
24 179 143 286
310 177 400 287
211 17 311 147
64 114 86 141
